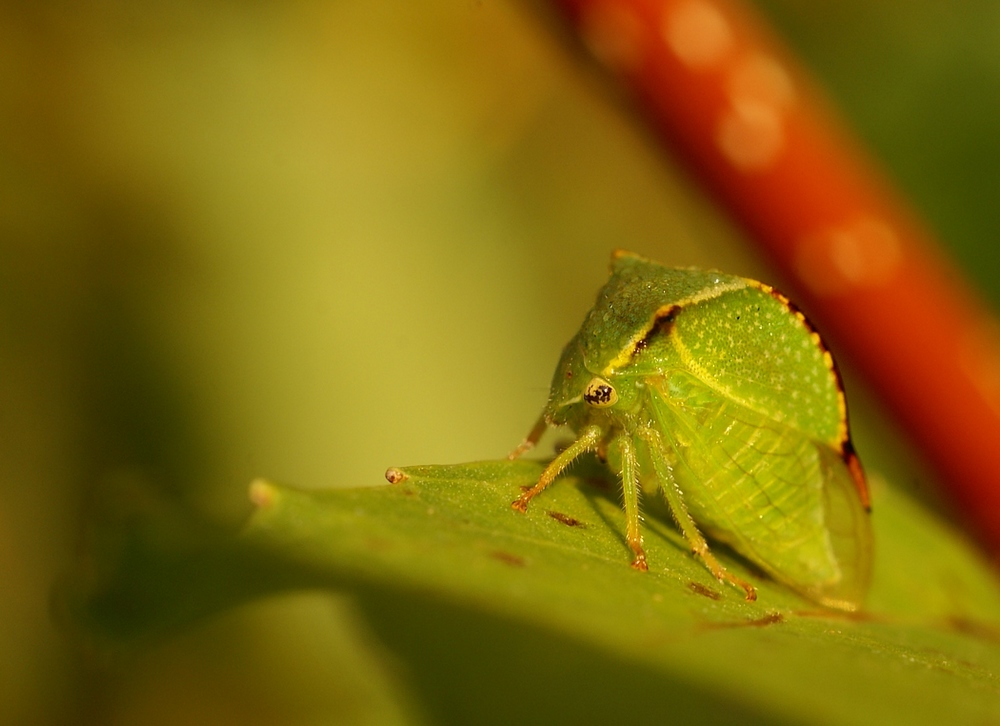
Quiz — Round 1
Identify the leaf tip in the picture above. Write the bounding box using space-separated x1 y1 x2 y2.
384 467 409 484
248 478 278 509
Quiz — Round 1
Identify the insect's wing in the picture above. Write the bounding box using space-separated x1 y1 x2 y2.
814 443 874 608
648 371 872 609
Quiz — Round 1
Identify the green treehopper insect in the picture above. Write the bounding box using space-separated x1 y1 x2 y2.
511 251 872 611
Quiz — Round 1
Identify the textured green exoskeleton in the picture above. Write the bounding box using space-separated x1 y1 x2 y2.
511 251 872 610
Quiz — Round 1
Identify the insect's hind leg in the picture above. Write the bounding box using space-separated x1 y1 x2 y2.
616 434 648 571
637 427 757 602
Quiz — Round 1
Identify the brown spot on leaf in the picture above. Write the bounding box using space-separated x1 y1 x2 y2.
384 467 408 484
366 537 393 552
946 615 1000 643
748 612 785 627
701 611 785 631
490 550 526 567
793 608 880 623
688 582 722 600
547 510 586 528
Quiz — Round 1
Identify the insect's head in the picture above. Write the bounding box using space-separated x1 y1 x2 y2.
542 338 608 426
543 339 636 428
543 252 748 426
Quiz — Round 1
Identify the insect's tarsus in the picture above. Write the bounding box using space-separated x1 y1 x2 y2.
695 543 757 602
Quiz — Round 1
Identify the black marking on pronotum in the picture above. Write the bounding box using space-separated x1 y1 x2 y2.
633 304 680 356
841 438 871 510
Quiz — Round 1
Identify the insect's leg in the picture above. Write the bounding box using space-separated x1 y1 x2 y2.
617 434 648 572
511 424 602 512
638 427 757 602
595 437 608 463
508 414 549 460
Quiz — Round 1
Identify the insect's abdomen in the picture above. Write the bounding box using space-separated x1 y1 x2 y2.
652 371 844 590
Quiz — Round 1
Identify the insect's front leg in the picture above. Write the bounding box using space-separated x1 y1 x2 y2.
511 425 603 513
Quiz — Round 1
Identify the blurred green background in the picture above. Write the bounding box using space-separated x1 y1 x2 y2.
3 1 1000 723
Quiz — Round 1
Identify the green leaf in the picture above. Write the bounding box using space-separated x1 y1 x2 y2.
65 458 1000 724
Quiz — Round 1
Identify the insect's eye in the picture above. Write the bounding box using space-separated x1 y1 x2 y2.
583 378 618 408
